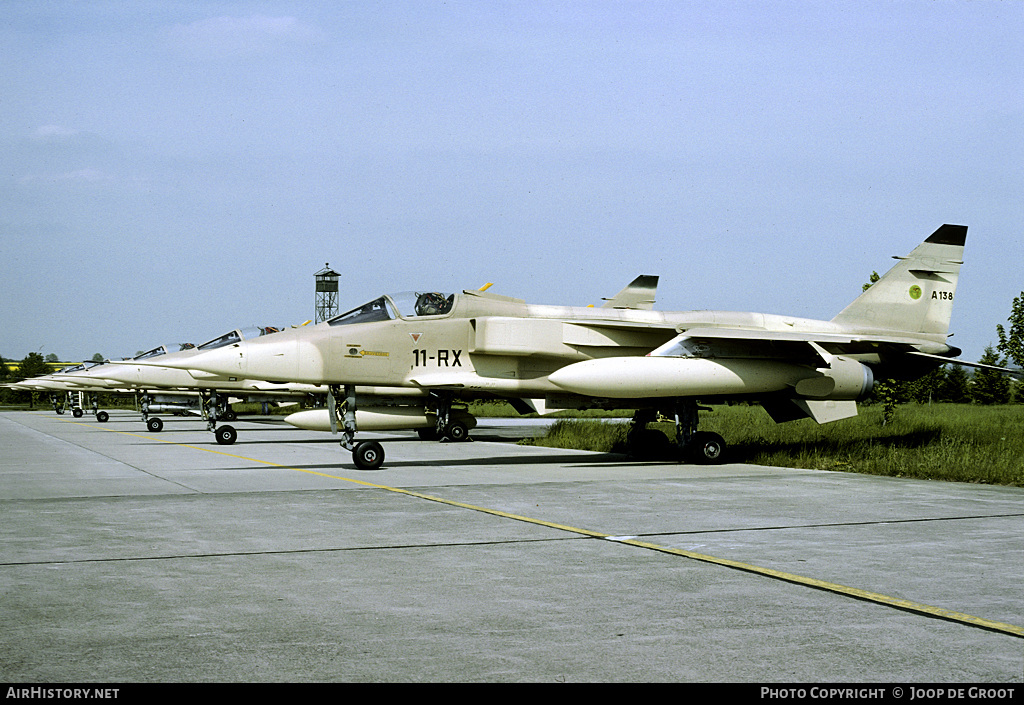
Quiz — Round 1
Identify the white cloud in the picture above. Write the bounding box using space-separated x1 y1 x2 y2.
167 15 326 57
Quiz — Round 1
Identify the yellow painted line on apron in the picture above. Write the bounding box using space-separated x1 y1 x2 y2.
69 418 1024 639
609 537 1024 638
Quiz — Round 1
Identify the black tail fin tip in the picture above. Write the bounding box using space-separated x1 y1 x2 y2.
926 224 968 246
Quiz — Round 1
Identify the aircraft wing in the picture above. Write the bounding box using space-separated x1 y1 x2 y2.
665 328 1019 377
673 327 939 359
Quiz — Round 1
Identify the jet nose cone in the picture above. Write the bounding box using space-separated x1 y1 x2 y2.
89 366 139 385
183 331 327 384
184 344 249 378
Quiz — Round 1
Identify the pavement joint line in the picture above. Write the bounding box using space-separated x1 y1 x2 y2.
62 418 1024 640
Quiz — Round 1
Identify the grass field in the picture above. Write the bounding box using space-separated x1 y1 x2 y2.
521 403 1024 487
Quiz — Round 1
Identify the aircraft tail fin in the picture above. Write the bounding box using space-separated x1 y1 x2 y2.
601 275 658 310
831 224 966 340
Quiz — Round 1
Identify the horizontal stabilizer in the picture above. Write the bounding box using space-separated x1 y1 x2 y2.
906 351 1024 378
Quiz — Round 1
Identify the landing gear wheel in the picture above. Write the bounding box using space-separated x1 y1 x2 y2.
444 421 469 442
223 410 237 421
147 417 164 433
215 425 238 445
690 431 726 465
96 411 109 423
73 408 84 418
353 441 385 470
56 408 65 415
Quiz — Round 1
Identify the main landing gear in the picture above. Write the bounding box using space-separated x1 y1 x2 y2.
626 399 726 464
416 391 471 442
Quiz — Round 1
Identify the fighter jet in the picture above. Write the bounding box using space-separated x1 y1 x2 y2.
145 224 995 469
6 361 130 420
78 326 336 444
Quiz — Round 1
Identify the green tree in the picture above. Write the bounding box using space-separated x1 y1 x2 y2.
996 291 1024 369
938 364 970 403
91 353 105 362
45 353 58 363
970 346 1011 405
15 352 50 381
873 380 901 425
0 359 9 405
13 353 51 408
906 366 946 404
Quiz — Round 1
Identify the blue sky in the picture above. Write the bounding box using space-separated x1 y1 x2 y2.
2 1 1021 364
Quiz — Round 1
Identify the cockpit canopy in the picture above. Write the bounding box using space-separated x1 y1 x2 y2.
58 362 94 374
328 292 454 327
196 326 283 351
133 346 168 361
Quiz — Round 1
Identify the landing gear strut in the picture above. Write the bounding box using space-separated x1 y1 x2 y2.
328 385 385 470
88 392 109 423
674 399 725 464
140 392 160 432
429 391 471 442
203 390 237 445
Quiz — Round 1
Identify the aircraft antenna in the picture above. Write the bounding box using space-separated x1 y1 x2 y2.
314 264 340 323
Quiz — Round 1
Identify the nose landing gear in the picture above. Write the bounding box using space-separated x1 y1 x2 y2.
329 385 386 470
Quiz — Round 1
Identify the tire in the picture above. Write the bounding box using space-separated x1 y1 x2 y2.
73 408 84 418
444 421 469 442
690 431 726 465
147 417 164 432
96 411 109 423
215 425 238 445
56 408 65 415
353 441 385 470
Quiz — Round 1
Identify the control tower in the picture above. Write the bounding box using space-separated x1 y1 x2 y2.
314 264 340 323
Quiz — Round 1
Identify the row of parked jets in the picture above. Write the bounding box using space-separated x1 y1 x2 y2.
9 225 1019 470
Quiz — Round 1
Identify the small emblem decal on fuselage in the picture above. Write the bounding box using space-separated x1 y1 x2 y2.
909 285 922 300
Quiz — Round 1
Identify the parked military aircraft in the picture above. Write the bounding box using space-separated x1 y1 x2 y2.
142 224 1003 469
5 361 129 420
65 326 337 444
